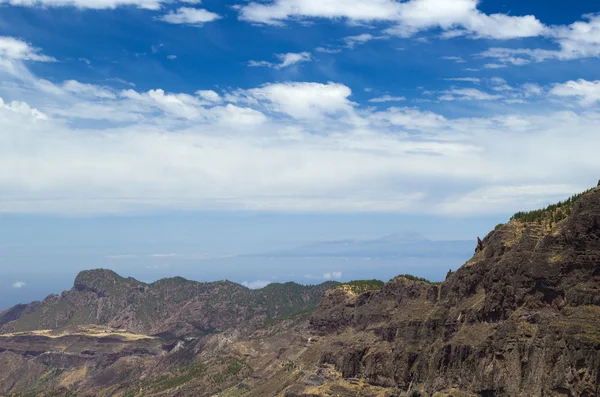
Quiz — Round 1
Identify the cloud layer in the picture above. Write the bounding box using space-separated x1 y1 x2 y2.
1 36 599 216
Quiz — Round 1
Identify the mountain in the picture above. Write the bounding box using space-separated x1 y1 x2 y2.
1 186 600 396
0 270 335 338
301 186 600 396
244 232 474 259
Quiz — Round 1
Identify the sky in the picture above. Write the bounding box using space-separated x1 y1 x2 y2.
1 0 600 309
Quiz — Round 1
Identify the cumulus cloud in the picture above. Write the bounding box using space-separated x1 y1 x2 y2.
0 36 55 62
242 280 272 289
160 7 221 25
12 281 26 288
238 0 545 40
550 79 600 106
1 38 600 216
236 81 355 120
196 89 222 103
249 52 311 69
480 14 600 65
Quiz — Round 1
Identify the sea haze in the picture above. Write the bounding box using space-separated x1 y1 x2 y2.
0 231 475 311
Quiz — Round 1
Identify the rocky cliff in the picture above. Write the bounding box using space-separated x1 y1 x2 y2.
305 186 600 396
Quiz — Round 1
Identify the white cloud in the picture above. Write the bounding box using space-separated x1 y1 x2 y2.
322 272 342 280
160 7 221 25
248 52 311 69
277 52 311 68
196 89 221 103
238 0 401 25
0 0 166 9
480 14 600 65
550 79 600 106
241 81 355 120
315 47 343 54
238 0 545 40
343 33 376 48
106 78 135 87
242 280 272 289
61 80 116 99
386 0 545 39
167 55 177 60
439 88 501 101
1 38 600 216
432 81 543 103
370 107 447 129
248 60 273 68
436 184 584 216
2 0 213 10
0 36 55 62
368 95 406 103
441 56 466 63
443 77 480 83
12 281 26 288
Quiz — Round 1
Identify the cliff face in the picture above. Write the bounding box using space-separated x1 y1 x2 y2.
308 187 600 397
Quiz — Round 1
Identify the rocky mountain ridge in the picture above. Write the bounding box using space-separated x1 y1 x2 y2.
0 270 336 338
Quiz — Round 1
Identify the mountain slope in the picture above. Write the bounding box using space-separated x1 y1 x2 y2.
300 186 600 396
0 271 336 338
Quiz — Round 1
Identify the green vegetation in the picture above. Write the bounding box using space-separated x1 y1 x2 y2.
395 274 441 286
494 223 504 231
212 358 250 384
510 188 593 223
142 363 207 394
284 360 297 372
333 279 384 294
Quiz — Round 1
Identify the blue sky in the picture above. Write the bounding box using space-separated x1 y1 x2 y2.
1 0 600 307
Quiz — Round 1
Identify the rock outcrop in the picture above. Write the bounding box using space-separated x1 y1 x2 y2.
307 186 600 397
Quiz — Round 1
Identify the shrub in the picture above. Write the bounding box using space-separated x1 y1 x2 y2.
510 188 594 224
